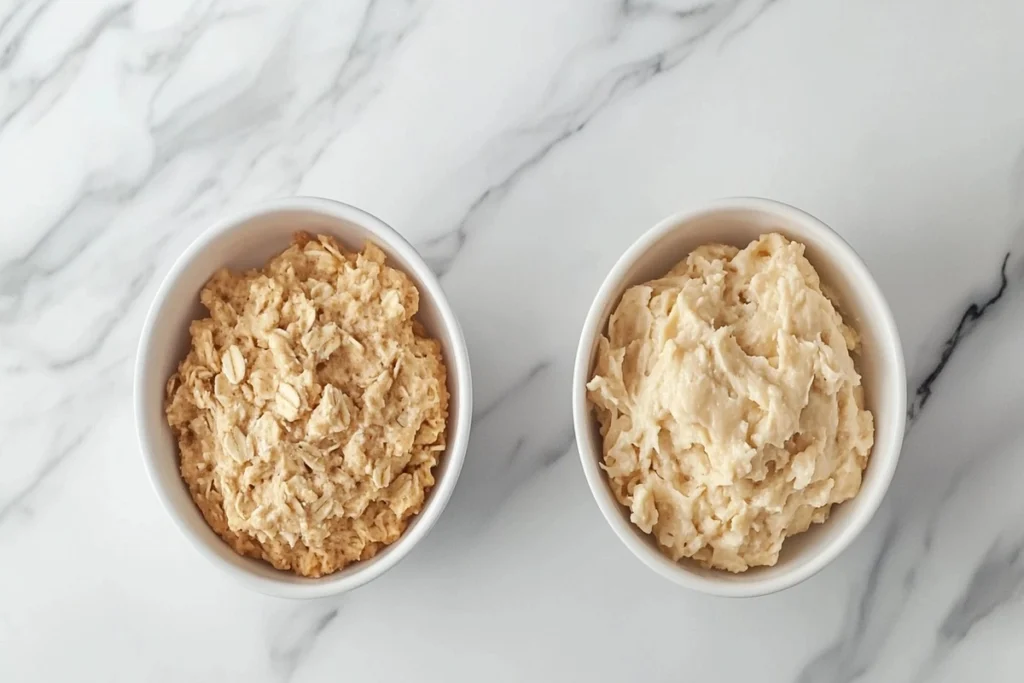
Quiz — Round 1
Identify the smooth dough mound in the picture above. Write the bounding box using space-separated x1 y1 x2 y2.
587 233 874 572
166 234 448 577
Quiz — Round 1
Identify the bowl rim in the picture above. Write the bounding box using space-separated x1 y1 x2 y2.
572 196 906 598
134 196 473 598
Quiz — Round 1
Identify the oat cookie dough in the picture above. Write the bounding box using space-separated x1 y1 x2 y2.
165 234 448 577
587 233 874 572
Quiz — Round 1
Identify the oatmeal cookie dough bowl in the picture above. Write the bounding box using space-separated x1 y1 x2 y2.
135 198 472 598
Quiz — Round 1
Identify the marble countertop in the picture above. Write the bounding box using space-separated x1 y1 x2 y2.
3 0 1024 680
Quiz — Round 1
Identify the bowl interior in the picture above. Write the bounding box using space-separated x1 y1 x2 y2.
577 201 905 593
137 203 469 594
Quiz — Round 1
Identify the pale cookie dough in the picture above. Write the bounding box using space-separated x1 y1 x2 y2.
165 234 448 577
587 233 874 572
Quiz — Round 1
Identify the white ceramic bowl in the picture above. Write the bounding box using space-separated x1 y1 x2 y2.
573 197 906 597
135 197 472 598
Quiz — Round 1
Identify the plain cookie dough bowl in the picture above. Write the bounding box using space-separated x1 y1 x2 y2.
587 233 876 573
573 198 906 597
135 197 473 598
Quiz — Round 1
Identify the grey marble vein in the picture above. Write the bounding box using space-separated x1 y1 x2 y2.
719 0 781 46
298 0 424 168
418 116 588 277
269 604 342 683
419 0 763 277
0 0 55 70
907 253 1011 423
505 425 576 480
472 360 552 423
910 529 1024 683
480 426 576 520
0 420 90 523
1 186 166 353
0 0 52 71
794 520 900 683
538 427 577 470
500 435 528 467
935 529 1024 642
0 351 128 524
50 260 159 370
621 0 713 19
0 1 131 132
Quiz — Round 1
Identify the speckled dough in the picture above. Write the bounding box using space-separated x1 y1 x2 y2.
587 233 874 572
165 234 448 577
